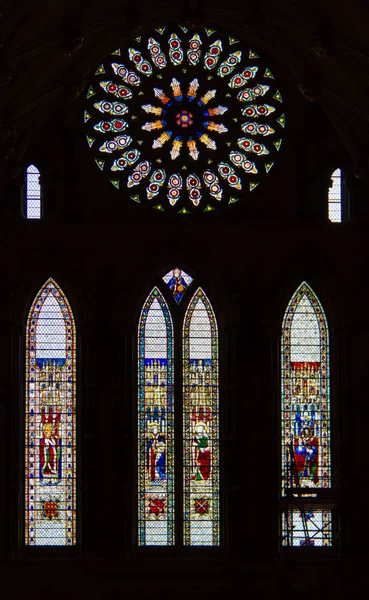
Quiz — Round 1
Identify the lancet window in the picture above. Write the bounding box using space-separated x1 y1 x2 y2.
328 168 342 223
25 279 76 545
26 164 42 219
281 282 331 546
138 270 219 546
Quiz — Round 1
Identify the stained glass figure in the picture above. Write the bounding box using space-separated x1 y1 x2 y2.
85 26 285 212
281 282 331 547
138 289 174 545
26 164 41 219
328 168 342 223
183 289 219 545
25 279 76 545
162 268 193 303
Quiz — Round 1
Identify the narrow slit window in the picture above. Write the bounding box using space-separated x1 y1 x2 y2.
138 288 174 546
26 164 41 219
281 282 331 547
328 168 342 223
25 278 76 546
183 288 219 546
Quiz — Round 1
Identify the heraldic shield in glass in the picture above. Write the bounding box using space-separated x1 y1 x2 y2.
183 289 219 546
84 25 285 213
281 282 331 546
138 288 174 545
25 279 76 545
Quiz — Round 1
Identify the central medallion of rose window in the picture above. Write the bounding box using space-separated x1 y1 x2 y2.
84 25 285 214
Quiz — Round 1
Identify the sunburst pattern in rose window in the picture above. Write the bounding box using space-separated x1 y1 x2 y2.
84 25 285 213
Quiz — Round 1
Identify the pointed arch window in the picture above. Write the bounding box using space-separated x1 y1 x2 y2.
25 164 42 219
138 271 219 547
138 288 174 546
281 282 331 547
183 289 219 546
328 168 342 223
25 279 76 546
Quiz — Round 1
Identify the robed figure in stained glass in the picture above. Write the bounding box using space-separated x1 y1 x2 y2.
147 421 166 481
40 407 62 481
192 421 211 481
167 268 188 304
293 426 319 486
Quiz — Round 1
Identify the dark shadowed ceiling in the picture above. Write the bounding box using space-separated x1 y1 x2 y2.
1 0 369 175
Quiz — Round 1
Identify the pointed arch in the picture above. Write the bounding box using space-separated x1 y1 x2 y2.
183 288 219 546
138 288 174 545
328 168 342 223
26 164 41 219
25 278 76 545
281 282 331 546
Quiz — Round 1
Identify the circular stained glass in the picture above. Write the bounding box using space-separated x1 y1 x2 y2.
84 25 285 214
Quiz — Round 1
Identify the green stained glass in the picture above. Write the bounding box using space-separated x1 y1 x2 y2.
277 113 286 128
228 195 239 203
228 35 240 45
86 135 95 147
86 86 95 98
249 49 260 59
25 279 76 546
183 289 219 546
273 90 283 103
153 203 165 211
204 204 216 211
205 27 217 36
95 64 105 75
249 181 259 191
274 138 282 151
130 194 140 203
264 161 274 173
109 178 120 188
95 158 105 170
264 67 274 78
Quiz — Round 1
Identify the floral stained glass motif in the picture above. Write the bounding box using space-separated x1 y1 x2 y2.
183 289 219 545
162 267 193 304
281 282 331 547
26 164 41 219
328 168 342 223
85 26 285 213
25 279 76 545
138 289 174 545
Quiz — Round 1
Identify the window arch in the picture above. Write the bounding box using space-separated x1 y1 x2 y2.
328 168 342 223
25 278 76 546
138 272 219 546
183 288 219 546
25 164 42 219
281 282 331 547
138 288 174 546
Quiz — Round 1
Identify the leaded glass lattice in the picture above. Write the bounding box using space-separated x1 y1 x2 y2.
84 26 285 213
183 288 219 546
328 168 342 223
138 288 174 545
25 279 76 546
281 282 331 547
26 164 41 219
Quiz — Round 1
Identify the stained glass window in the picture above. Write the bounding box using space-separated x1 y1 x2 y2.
281 282 331 547
162 267 193 303
138 288 174 545
328 168 342 223
85 26 285 213
26 164 41 219
25 279 76 546
183 288 219 546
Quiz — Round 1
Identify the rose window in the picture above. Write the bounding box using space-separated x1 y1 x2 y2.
84 25 285 214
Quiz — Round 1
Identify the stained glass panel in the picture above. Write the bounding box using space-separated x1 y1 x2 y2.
26 164 41 219
281 282 331 547
85 26 285 213
162 268 193 304
328 168 342 223
183 289 219 546
138 288 174 545
25 279 76 545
